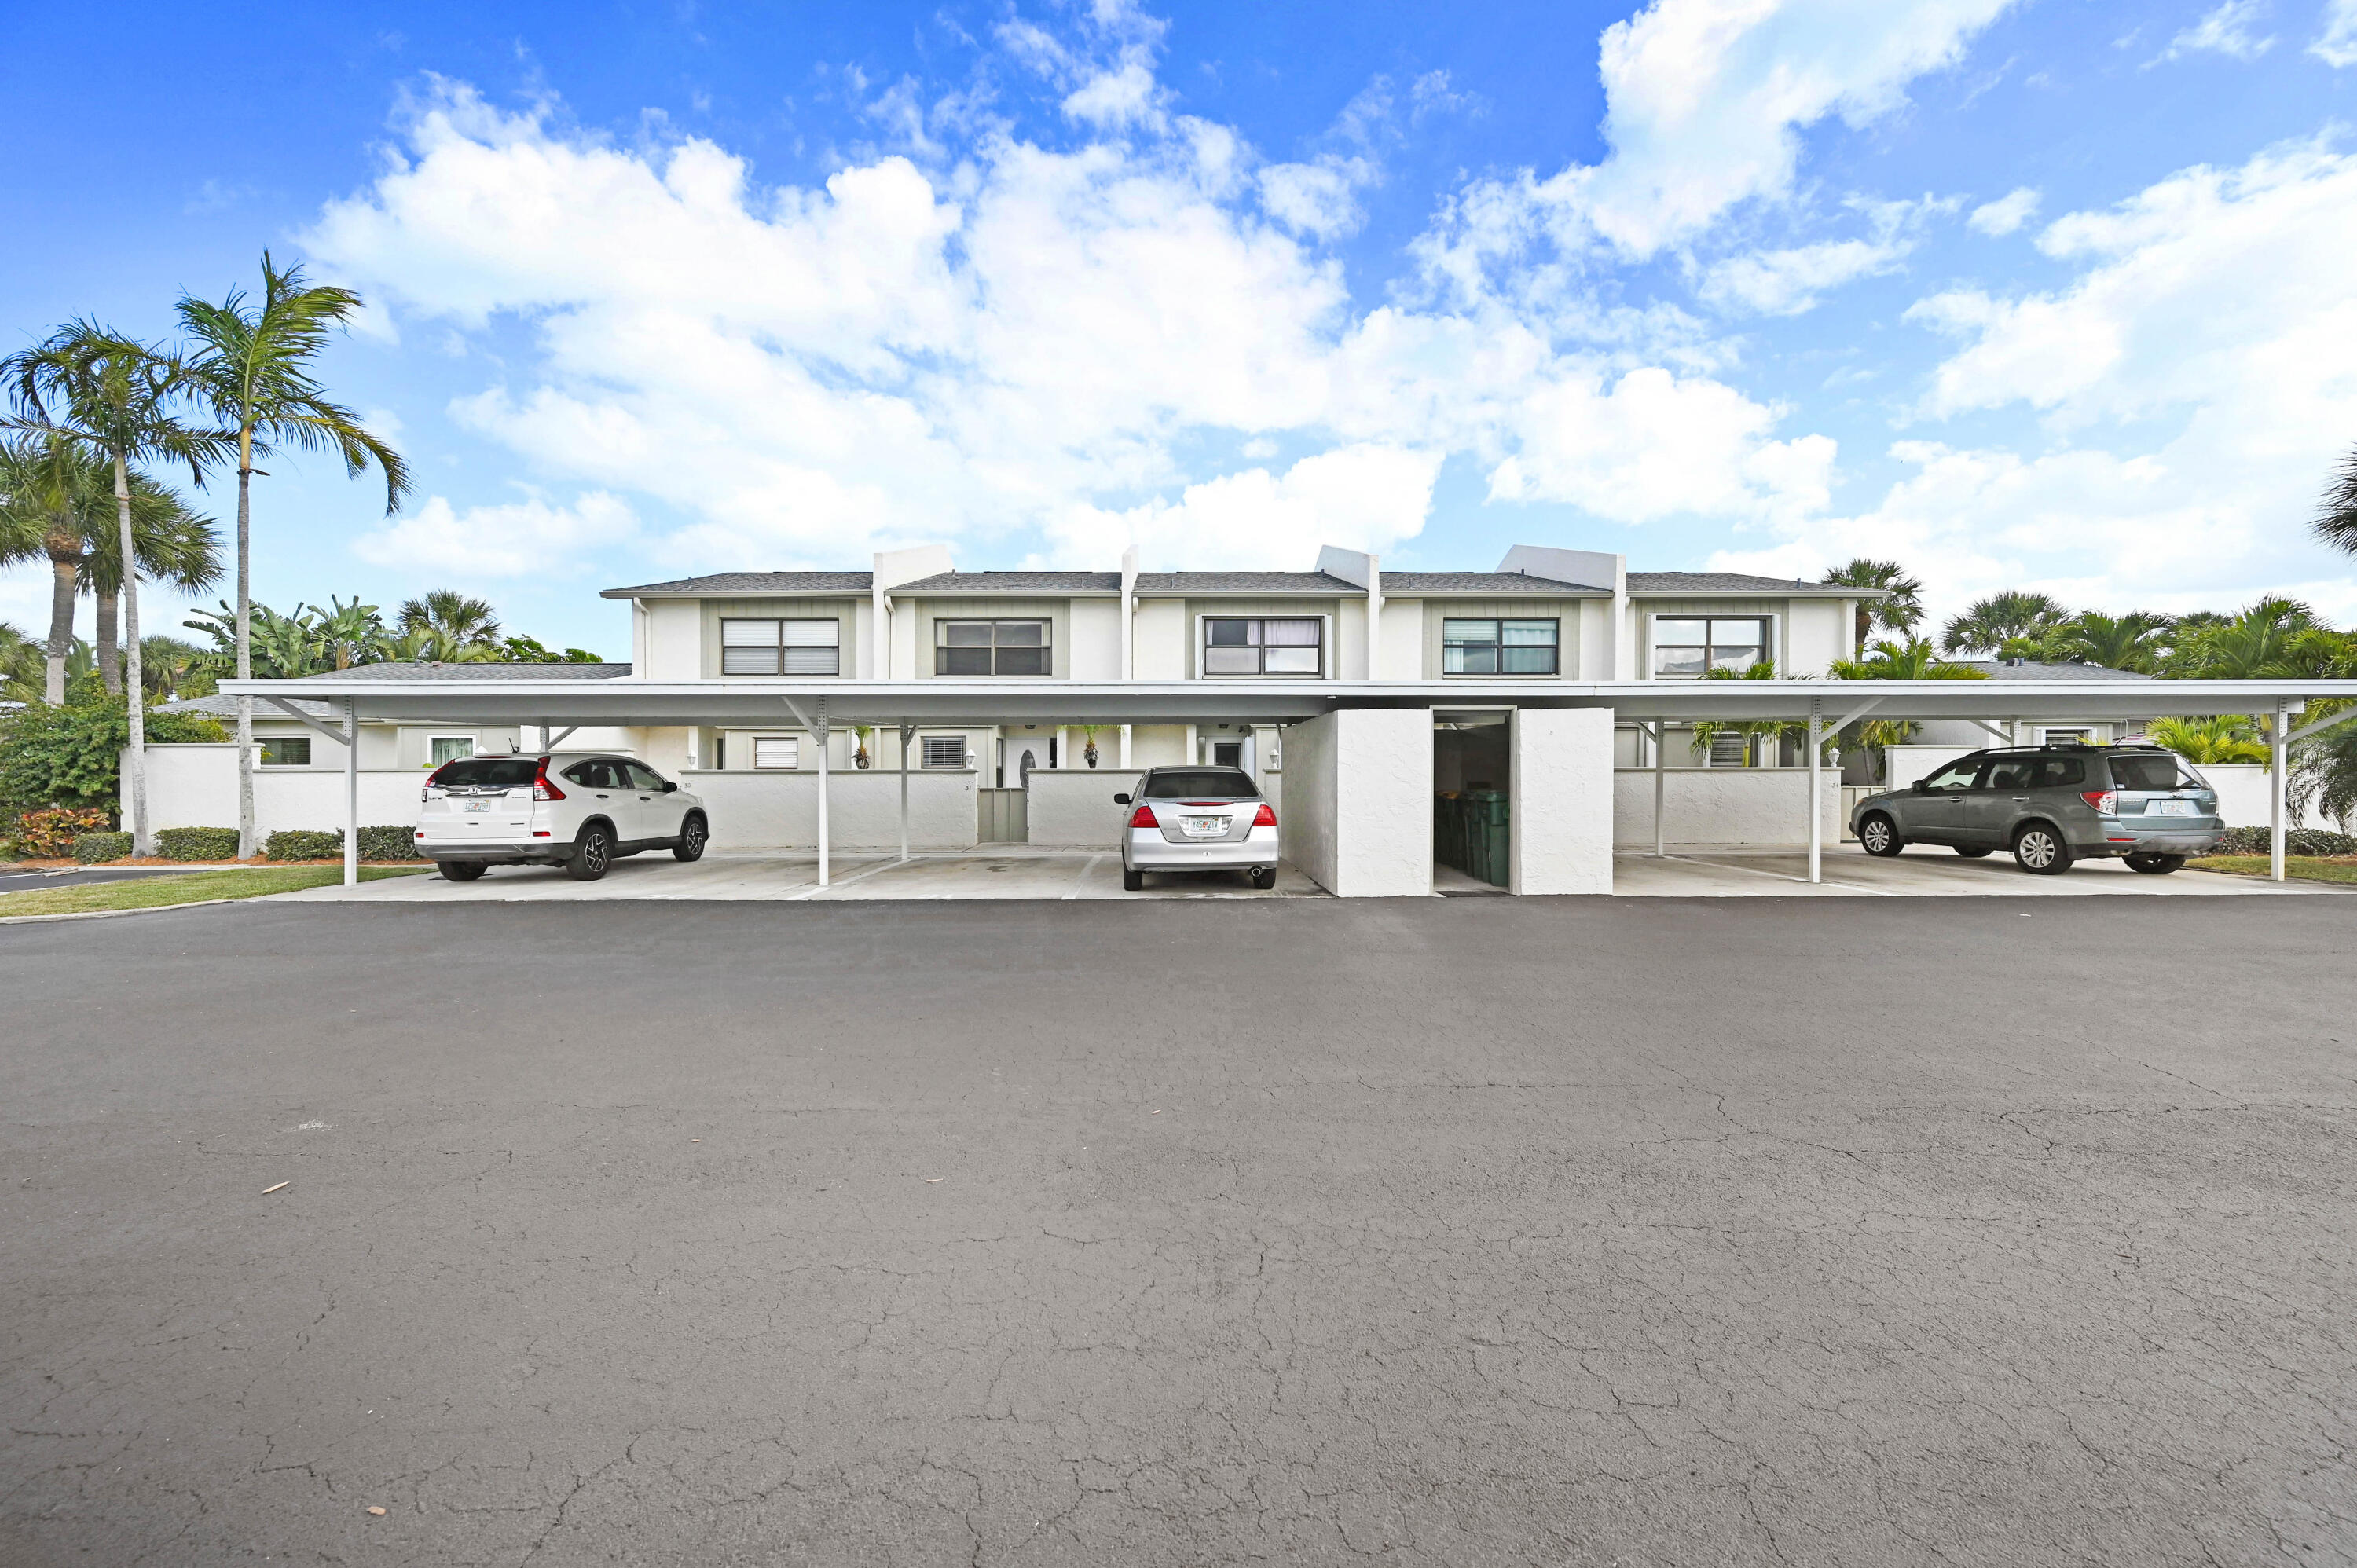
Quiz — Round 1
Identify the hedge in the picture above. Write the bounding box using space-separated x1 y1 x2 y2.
2212 826 2357 856
158 826 241 862
261 826 424 863
73 831 134 864
13 805 114 858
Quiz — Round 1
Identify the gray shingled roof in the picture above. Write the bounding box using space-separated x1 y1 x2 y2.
300 661 634 681
1134 572 1362 594
1384 572 1604 595
893 571 1122 593
159 693 338 718
602 572 871 597
1627 571 1884 596
1965 660 2155 682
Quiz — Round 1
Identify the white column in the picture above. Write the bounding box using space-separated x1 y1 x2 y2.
1806 699 1823 885
1119 723 1132 768
816 714 830 888
1183 724 1197 764
343 698 359 888
899 722 915 862
1651 721 1666 858
2271 698 2288 882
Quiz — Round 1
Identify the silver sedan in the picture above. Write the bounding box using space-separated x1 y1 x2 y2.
1114 766 1280 891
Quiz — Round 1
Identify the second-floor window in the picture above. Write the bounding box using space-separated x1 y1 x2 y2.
1652 616 1770 678
937 620 1050 676
1203 617 1322 676
721 618 840 676
1443 618 1560 675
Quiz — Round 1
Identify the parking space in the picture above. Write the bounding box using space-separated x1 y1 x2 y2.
276 848 1327 902
1616 842 2333 896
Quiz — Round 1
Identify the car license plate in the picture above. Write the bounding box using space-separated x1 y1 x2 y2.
2148 799 2193 815
1181 815 1225 837
464 800 492 813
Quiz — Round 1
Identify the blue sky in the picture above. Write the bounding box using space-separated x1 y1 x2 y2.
8 0 2357 658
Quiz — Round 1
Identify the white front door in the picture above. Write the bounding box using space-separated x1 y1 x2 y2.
1004 737 1047 789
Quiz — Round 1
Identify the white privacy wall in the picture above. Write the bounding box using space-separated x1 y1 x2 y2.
140 746 427 837
683 769 979 848
1612 768 1842 847
1279 709 1431 897
1512 709 1613 894
1028 769 1143 848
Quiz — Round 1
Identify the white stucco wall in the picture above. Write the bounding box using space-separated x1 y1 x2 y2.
682 769 980 849
1279 709 1431 897
139 746 434 837
1131 601 1188 679
1612 766 1842 846
1028 769 1144 847
1512 709 1613 894
1069 600 1122 680
1378 600 1423 680
1784 599 1851 674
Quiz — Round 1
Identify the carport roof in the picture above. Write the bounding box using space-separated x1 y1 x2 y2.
219 672 2357 727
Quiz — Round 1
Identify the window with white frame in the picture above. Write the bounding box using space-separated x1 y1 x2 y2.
1651 616 1772 678
429 735 475 766
1443 617 1559 675
920 735 966 768
936 620 1050 676
2040 727 2092 746
1708 734 1751 767
752 735 801 769
720 618 841 676
258 736 310 767
1202 617 1322 676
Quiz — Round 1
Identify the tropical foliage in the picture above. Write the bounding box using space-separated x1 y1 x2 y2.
181 593 599 678
1941 591 2070 658
0 696 222 813
2147 715 2270 766
1820 558 1923 650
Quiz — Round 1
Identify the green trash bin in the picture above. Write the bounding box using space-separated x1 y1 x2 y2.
1453 790 1511 887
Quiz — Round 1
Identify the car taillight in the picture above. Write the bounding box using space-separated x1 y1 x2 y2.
2081 789 2117 815
533 756 566 801
1252 804 1277 827
1129 804 1158 829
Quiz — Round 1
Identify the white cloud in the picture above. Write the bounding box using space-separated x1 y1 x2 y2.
1967 185 2040 235
1045 445 1442 567
2315 0 2357 64
352 491 639 577
1723 137 2357 621
305 74 1836 570
2162 0 2275 60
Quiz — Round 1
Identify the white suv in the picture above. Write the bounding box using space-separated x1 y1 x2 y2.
416 753 709 882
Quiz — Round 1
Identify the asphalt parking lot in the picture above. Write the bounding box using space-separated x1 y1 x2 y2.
5 896 2354 1566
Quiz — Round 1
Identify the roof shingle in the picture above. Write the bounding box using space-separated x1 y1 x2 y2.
602 572 871 597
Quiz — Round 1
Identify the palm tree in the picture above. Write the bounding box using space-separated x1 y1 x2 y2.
1941 590 2070 657
398 590 501 651
1827 636 1989 779
2315 444 2357 556
2148 715 2269 766
84 488 222 692
314 596 388 669
2 324 230 853
385 622 497 665
0 621 42 702
2172 597 2322 679
181 254 409 859
1819 559 1924 651
137 635 210 702
2054 610 2172 672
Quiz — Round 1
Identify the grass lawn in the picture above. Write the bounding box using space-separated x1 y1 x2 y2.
0 865 430 918
2186 855 2357 885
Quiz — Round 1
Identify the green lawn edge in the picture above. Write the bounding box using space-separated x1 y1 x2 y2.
0 865 430 917
2186 855 2357 885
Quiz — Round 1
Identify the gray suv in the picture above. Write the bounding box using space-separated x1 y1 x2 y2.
1851 744 2222 875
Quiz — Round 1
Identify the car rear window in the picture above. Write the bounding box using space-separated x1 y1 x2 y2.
431 757 538 789
2106 753 2197 792
1143 768 1257 799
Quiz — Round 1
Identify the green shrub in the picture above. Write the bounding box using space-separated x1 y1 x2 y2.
157 826 241 862
2213 826 2357 856
14 805 115 858
264 829 343 861
0 698 223 814
261 826 424 863
359 825 423 862
73 830 134 864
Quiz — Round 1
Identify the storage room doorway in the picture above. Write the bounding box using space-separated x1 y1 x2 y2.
1434 711 1512 892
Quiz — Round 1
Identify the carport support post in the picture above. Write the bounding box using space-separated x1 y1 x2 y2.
342 698 358 888
781 697 830 888
1806 699 1823 885
2271 697 2289 881
1650 720 1666 857
899 722 915 862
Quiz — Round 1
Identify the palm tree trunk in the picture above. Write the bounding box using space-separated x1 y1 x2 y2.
114 452 149 856
43 548 76 705
95 589 120 694
236 431 255 859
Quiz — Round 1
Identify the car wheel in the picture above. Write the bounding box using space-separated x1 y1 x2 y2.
438 861 487 882
1954 847 1993 859
673 813 708 862
2011 822 2073 875
566 822 614 881
1858 813 1903 857
1122 867 1144 892
2125 852 2186 874
1250 866 1277 890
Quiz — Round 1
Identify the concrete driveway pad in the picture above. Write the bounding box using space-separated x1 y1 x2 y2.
4 896 2354 1566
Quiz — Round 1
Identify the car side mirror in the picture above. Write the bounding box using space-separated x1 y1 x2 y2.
1911 779 1930 793
1113 793 1131 805
662 781 678 793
